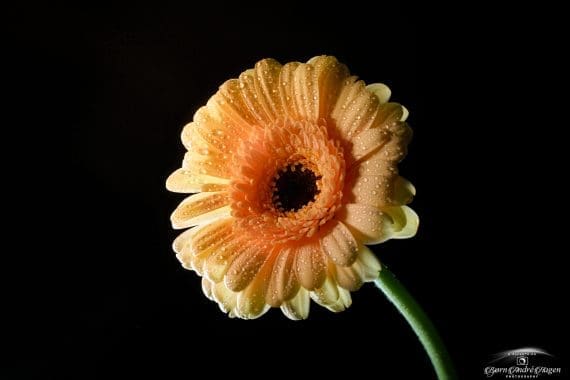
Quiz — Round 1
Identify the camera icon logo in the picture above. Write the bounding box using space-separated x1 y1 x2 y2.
517 356 529 366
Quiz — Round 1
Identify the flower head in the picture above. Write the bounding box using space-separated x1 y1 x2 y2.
166 56 418 319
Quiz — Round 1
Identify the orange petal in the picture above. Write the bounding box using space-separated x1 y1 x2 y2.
278 61 301 120
320 221 359 266
340 203 387 244
294 242 327 290
332 78 380 139
215 79 259 128
334 264 362 291
292 63 319 123
166 168 229 193
345 172 394 208
224 244 269 292
348 127 391 164
307 55 350 119
182 149 232 180
266 248 299 307
170 192 230 229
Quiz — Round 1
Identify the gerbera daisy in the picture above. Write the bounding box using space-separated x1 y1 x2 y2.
166 55 418 320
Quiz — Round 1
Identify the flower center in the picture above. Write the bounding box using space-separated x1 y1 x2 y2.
272 163 322 212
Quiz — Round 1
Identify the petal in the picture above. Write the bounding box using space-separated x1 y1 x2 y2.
340 203 388 244
393 176 416 205
190 105 248 159
320 221 359 266
294 242 327 290
334 245 381 290
253 58 284 120
400 105 409 121
352 245 381 282
202 277 214 301
345 172 394 208
310 276 347 312
166 168 229 193
338 287 352 309
203 237 244 283
280 288 310 320
307 55 350 119
366 83 391 104
349 127 391 164
215 78 259 128
278 61 301 120
173 227 200 270
182 149 232 179
170 192 231 229
236 251 276 319
211 281 238 316
332 78 381 138
266 248 299 307
292 63 319 123
185 218 234 274
381 205 419 241
224 244 269 292
334 264 362 291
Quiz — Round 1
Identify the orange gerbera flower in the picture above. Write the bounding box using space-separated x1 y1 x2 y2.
166 56 418 319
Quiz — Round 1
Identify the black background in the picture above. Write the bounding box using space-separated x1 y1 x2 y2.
5 3 567 379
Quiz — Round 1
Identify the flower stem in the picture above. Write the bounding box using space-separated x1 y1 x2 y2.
374 266 457 380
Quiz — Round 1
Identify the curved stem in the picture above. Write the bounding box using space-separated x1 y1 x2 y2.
374 266 457 380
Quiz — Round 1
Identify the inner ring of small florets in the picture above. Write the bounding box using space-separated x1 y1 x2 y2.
230 120 346 242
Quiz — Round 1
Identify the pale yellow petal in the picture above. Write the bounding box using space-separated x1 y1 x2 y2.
366 83 391 104
184 218 234 275
320 221 359 266
202 277 214 301
236 251 276 319
338 287 352 309
340 203 388 244
173 227 200 270
211 281 238 316
170 192 231 229
400 105 409 121
266 248 299 307
280 288 310 320
393 176 416 205
166 168 229 193
310 276 347 312
381 205 419 241
294 242 327 290
203 237 244 283
352 245 381 282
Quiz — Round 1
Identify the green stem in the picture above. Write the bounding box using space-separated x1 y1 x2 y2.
374 266 457 380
